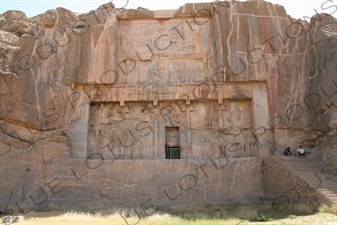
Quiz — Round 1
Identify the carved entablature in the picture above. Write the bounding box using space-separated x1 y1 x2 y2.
78 83 253 105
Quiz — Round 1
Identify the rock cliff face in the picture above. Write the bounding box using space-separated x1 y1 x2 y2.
0 0 336 211
306 14 337 164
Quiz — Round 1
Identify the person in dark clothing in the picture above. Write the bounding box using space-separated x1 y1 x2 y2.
284 147 292 156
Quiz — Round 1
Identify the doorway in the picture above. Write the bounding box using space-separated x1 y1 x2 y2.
165 126 180 159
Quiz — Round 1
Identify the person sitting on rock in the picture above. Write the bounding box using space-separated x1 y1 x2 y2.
284 147 292 156
297 145 305 158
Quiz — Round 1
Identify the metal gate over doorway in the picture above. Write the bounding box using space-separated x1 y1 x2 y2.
165 126 180 159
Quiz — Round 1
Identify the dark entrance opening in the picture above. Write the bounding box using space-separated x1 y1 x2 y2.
165 126 180 159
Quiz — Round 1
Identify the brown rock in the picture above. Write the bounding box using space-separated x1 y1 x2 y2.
0 15 5 23
41 9 57 28
174 3 214 18
117 8 154 19
97 2 115 11
0 20 34 36
54 7 78 27
3 10 26 19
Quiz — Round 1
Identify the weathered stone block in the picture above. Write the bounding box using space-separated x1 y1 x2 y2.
70 121 88 141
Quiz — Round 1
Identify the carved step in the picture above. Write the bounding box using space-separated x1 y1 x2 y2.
281 164 324 168
318 193 337 196
297 177 336 180
282 167 323 169
298 175 337 177
319 191 337 195
308 184 337 188
275 156 337 205
302 182 337 186
312 189 337 193
301 177 337 180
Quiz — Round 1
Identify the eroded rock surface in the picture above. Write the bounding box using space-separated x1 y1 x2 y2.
0 0 336 211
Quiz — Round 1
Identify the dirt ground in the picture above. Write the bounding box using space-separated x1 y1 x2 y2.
2 204 337 225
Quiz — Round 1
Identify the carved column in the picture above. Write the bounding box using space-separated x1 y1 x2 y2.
213 101 229 130
116 104 129 119
70 86 91 159
116 104 129 158
179 103 194 159
252 83 270 157
153 116 159 159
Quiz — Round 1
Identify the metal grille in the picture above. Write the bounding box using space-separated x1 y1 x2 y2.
165 146 180 159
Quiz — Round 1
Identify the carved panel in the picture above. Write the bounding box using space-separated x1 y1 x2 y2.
88 100 256 159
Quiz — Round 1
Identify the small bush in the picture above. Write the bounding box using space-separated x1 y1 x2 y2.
319 205 337 215
234 207 258 220
295 203 315 213
250 211 273 222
